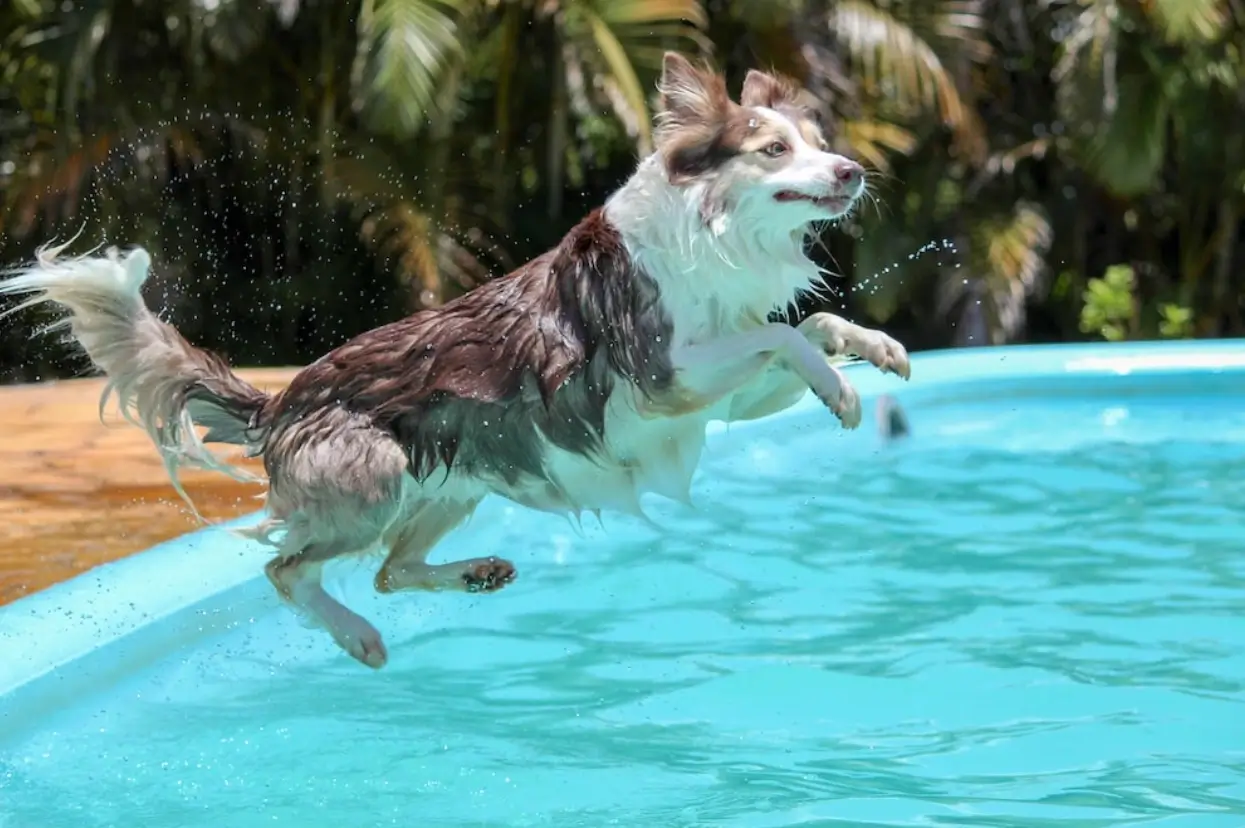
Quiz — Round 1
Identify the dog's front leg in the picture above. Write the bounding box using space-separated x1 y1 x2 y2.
725 364 808 422
722 317 913 424
667 323 862 428
798 313 911 379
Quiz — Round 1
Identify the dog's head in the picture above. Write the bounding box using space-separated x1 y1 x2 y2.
654 52 864 231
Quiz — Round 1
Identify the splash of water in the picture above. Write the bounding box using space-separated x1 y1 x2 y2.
853 237 960 298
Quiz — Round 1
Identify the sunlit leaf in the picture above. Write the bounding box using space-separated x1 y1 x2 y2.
936 201 1052 344
979 201 1052 293
1079 263 1136 340
841 118 917 172
976 201 1052 340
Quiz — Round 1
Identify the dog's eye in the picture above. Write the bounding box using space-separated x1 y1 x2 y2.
762 141 788 158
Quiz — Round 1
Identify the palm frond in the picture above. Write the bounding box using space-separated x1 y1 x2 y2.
1080 70 1168 197
324 140 511 306
829 0 988 160
939 201 1052 343
356 199 513 306
360 202 443 306
979 201 1051 293
931 0 992 62
1054 2 1169 198
1146 0 1231 43
841 118 918 172
584 12 652 149
562 0 707 151
354 0 469 140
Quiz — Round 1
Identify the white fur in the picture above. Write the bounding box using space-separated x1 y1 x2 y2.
424 109 859 525
604 155 822 344
749 107 852 202
0 243 262 521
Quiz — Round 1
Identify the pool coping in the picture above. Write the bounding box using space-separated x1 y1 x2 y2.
3 338 1244 700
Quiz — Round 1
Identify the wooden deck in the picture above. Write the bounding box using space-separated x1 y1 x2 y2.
0 368 300 605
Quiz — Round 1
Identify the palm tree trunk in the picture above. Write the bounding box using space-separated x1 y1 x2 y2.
1208 198 1239 335
490 4 521 223
547 49 567 222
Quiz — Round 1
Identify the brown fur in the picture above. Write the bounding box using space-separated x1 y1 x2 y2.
261 209 674 489
741 68 828 151
657 55 832 184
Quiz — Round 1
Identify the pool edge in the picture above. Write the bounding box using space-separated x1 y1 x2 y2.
0 514 274 697
3 338 1244 700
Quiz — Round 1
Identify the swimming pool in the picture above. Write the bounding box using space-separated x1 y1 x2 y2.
2 340 1244 827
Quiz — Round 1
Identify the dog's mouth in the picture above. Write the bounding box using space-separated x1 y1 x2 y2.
773 190 853 215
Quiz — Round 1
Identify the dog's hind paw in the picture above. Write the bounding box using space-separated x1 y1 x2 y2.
329 616 389 669
462 557 517 593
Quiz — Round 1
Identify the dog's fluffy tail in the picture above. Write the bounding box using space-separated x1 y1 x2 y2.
0 242 271 520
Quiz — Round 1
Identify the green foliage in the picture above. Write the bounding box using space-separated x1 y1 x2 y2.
1158 304 1195 339
356 0 468 139
1076 267 1196 343
0 0 1242 381
1080 265 1136 342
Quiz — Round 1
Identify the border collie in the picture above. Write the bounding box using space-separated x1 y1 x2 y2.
1 53 910 669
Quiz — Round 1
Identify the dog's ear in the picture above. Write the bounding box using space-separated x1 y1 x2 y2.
740 68 801 110
657 51 730 131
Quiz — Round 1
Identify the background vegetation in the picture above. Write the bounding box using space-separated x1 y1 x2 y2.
1 0 1242 383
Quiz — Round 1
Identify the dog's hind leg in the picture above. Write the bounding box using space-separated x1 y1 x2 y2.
375 499 517 594
267 551 390 668
260 411 409 668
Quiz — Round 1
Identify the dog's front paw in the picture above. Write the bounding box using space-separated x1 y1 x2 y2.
849 327 910 380
803 314 911 380
812 366 862 429
833 376 863 429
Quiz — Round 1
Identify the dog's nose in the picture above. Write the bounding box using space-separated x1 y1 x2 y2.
832 158 864 188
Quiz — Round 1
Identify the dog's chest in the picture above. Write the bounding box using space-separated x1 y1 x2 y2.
498 393 715 517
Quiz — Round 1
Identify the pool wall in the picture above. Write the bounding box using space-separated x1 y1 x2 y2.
3 339 1244 728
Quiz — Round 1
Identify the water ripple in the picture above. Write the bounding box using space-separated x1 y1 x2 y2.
3 392 1245 826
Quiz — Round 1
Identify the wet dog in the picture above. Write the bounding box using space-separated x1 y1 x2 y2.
0 53 910 668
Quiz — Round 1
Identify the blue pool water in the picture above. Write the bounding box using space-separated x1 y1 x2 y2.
2 344 1245 827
